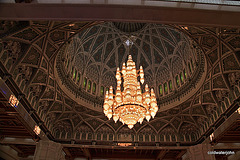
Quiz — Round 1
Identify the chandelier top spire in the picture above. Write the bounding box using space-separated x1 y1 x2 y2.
103 55 158 129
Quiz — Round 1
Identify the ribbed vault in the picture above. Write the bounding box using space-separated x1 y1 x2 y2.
0 21 240 144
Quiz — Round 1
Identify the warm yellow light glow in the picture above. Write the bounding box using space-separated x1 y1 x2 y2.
237 107 240 114
210 133 214 141
118 143 132 146
103 55 158 129
9 95 19 107
34 125 41 135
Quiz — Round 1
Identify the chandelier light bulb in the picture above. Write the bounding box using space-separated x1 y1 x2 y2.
128 124 134 129
103 55 158 129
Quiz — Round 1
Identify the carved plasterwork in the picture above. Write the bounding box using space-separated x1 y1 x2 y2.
0 21 240 144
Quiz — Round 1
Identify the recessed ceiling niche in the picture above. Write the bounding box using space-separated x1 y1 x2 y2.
54 22 207 112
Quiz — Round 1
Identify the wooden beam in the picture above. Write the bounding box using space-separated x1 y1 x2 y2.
1 3 240 27
9 144 23 154
62 144 189 150
82 148 91 159
63 148 73 160
176 150 187 159
156 149 169 160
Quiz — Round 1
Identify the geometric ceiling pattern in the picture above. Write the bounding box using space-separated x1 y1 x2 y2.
56 22 205 112
66 22 196 88
0 21 240 146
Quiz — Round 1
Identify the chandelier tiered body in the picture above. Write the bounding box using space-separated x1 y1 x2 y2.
103 55 158 129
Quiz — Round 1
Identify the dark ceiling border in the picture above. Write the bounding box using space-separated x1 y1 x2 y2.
1 4 240 27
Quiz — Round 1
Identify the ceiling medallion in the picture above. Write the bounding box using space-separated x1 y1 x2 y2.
103 55 158 129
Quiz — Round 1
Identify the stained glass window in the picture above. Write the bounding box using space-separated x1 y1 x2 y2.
100 86 104 96
106 87 109 92
159 85 163 95
169 80 172 91
184 69 187 79
93 83 96 93
77 74 80 83
180 72 184 83
164 83 168 94
73 69 76 79
88 80 92 92
176 76 180 87
83 77 87 88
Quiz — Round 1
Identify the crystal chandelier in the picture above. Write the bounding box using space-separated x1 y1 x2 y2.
103 55 158 129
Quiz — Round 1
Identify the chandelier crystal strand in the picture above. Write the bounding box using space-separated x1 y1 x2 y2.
103 55 158 129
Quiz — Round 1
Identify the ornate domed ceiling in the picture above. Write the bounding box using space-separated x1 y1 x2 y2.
55 22 206 112
0 21 240 146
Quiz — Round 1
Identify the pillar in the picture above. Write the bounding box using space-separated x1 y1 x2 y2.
33 140 64 160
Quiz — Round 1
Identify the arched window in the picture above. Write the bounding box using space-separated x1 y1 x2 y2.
87 80 92 92
55 130 60 139
151 134 155 141
76 132 80 139
97 133 101 140
103 133 107 140
224 98 230 108
164 83 168 94
88 133 92 140
160 135 164 141
83 77 87 88
67 132 71 139
171 135 176 141
169 80 172 92
77 73 80 83
100 86 104 96
61 131 66 139
176 75 180 87
139 134 143 141
131 134 135 141
191 133 196 141
166 134 170 141
180 72 184 83
179 134 184 141
73 69 76 80
221 102 226 112
185 135 190 141
82 133 86 140
183 69 187 79
159 84 163 95
93 83 96 94
145 134 149 142
109 134 113 141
